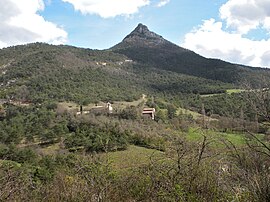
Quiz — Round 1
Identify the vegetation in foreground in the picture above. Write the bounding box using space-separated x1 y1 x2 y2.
0 89 269 202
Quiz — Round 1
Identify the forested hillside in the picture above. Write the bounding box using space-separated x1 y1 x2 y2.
0 43 234 104
1 24 270 105
113 24 270 86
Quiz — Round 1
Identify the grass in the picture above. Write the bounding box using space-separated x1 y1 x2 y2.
226 89 244 94
177 107 201 119
186 127 255 147
200 89 244 98
186 128 204 141
200 93 223 97
58 102 80 111
37 142 65 155
18 136 67 156
113 94 147 110
58 94 147 112
218 132 246 146
99 145 164 172
58 101 97 111
177 108 218 122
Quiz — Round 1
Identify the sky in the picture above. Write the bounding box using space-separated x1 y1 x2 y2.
1 0 270 68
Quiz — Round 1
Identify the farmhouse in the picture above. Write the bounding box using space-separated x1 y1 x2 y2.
142 108 155 120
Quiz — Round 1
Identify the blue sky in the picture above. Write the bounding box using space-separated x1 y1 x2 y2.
1 0 270 68
41 0 227 49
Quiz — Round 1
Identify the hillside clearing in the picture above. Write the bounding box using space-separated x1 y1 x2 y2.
186 127 266 147
99 145 164 171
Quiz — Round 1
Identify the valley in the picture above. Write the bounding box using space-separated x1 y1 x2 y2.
0 24 269 201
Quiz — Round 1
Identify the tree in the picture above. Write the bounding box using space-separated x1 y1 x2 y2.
14 85 29 103
167 104 177 119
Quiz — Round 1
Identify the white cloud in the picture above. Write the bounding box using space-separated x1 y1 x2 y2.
62 0 150 18
220 0 270 34
157 0 170 7
182 0 270 67
0 0 67 48
182 19 270 67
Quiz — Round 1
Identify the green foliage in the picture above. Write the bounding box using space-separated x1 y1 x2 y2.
118 106 140 120
129 133 166 151
155 109 167 122
0 104 67 144
186 90 270 123
65 123 129 152
0 144 37 164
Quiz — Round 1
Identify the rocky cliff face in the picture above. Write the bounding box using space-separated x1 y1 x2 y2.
123 23 165 45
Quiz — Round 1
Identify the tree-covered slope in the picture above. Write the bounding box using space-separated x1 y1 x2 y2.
0 42 233 104
112 24 270 86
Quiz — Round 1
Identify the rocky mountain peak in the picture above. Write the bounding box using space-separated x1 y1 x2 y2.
133 23 151 35
123 23 165 44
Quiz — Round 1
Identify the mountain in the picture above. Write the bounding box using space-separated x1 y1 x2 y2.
112 23 270 85
114 23 170 48
0 24 269 104
113 23 184 50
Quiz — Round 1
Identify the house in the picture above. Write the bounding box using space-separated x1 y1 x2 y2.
142 108 155 120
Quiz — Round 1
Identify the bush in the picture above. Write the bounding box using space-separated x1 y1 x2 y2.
64 123 129 152
0 145 37 164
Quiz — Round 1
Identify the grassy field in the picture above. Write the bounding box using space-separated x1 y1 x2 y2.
58 94 147 112
176 107 201 119
96 129 261 174
200 93 223 97
187 128 245 146
99 145 164 172
58 101 98 112
186 127 266 148
226 89 244 94
200 89 245 98
111 94 147 110
176 108 218 122
37 142 65 155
